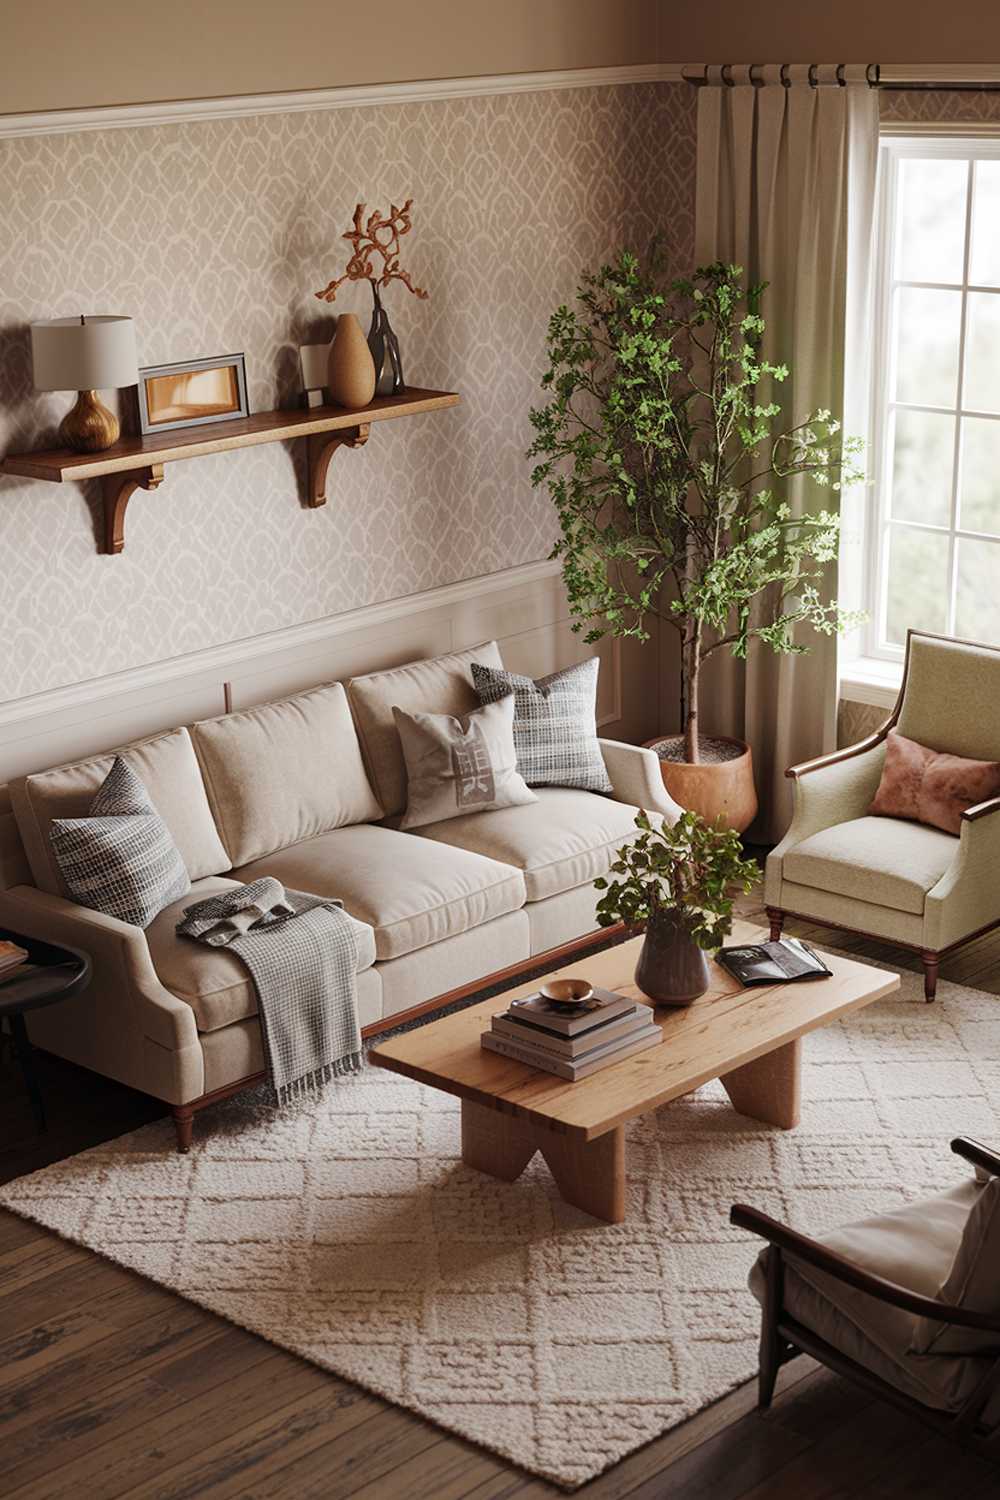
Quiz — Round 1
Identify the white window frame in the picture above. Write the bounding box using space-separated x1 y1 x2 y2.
864 133 1000 670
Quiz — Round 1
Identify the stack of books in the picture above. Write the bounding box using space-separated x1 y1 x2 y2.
0 939 29 984
481 986 661 1080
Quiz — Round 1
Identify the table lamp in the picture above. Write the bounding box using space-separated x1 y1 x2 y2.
30 315 139 452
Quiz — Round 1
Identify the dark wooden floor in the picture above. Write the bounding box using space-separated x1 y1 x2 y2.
3 896 1000 1499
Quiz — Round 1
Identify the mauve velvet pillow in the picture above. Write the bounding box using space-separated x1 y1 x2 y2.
869 729 1000 835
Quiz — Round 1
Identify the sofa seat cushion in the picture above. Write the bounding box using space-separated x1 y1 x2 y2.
410 788 641 903
233 824 526 962
748 1181 983 1413
782 816 957 915
146 876 377 1033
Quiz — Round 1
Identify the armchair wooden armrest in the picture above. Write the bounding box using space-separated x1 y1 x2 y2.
952 1136 1000 1178
730 1203 1000 1335
961 797 1000 824
785 729 887 781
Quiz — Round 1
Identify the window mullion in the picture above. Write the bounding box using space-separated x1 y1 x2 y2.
947 159 975 638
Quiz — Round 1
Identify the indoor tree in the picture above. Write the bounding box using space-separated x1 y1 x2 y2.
528 255 863 764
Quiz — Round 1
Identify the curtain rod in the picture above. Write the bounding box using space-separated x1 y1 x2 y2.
682 64 1000 93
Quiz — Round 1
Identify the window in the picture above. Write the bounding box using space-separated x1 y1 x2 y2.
866 137 1000 665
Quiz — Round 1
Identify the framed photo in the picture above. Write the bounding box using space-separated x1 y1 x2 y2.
137 353 249 435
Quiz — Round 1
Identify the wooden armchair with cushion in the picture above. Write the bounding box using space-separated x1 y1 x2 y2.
765 630 1000 1000
733 1137 1000 1452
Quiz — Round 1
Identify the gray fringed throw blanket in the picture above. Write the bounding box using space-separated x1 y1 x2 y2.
177 877 361 1105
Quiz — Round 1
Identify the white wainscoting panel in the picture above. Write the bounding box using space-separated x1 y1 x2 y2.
0 562 660 783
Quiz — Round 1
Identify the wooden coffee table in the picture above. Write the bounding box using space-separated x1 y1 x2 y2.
369 922 899 1223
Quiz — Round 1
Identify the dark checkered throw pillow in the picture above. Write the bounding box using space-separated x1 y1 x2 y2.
49 757 190 928
471 657 613 793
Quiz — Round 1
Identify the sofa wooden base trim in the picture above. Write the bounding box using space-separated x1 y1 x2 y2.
169 922 626 1152
765 905 1000 1004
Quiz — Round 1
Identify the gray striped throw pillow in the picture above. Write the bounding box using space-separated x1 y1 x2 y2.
49 757 190 928
471 657 613 793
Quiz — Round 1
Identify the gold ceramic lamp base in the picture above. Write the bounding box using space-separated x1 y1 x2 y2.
59 389 121 452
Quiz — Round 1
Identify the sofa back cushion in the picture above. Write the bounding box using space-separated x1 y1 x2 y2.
192 681 382 867
9 727 230 896
346 641 504 817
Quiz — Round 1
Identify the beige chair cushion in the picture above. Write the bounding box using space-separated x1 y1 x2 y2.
192 682 381 867
749 1181 985 1413
913 1176 1000 1356
9 727 230 895
411 787 641 902
233 823 525 961
146 876 377 1033
347 641 504 818
782 815 957 915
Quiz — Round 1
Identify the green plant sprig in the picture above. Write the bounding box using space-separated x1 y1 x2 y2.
593 810 760 950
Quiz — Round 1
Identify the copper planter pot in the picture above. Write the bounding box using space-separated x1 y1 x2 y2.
644 735 759 834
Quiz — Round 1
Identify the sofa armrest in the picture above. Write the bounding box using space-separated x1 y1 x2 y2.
598 739 683 822
764 740 888 907
0 884 199 1054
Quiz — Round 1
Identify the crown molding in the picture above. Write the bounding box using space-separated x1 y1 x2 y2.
0 64 688 140
0 558 563 730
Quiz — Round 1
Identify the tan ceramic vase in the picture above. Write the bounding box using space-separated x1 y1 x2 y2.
644 735 759 834
326 314 376 409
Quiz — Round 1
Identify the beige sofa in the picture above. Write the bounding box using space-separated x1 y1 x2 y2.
0 641 681 1149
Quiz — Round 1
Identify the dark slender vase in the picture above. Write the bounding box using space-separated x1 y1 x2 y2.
634 910 710 1007
367 283 405 395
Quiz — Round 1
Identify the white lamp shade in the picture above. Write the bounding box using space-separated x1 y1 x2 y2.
31 315 138 393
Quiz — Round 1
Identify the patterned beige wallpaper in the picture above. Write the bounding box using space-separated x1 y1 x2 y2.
880 90 1000 126
0 82 696 702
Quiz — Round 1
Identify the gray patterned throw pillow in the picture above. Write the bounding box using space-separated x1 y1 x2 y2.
49 757 190 928
471 657 613 794
393 694 537 829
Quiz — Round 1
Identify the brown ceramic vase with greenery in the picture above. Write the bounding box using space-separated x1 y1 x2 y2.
594 810 759 1006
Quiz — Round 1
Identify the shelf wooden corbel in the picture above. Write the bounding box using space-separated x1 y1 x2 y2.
1 387 458 554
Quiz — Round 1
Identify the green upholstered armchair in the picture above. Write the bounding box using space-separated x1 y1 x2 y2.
765 631 1000 1001
733 1138 1000 1453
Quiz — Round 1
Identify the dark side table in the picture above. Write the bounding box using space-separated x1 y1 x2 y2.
0 930 91 1134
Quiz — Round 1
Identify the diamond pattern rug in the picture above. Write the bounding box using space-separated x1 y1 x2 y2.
3 961 998 1489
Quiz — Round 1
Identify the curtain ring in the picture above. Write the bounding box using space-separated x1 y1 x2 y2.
808 63 818 89
866 62 881 88
836 63 846 87
779 62 791 88
721 63 735 87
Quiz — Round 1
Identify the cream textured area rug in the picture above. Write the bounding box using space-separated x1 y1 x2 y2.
3 964 999 1489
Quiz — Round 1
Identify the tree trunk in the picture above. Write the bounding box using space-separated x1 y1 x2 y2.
683 633 701 763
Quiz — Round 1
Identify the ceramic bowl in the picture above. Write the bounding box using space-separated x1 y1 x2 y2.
539 976 594 1010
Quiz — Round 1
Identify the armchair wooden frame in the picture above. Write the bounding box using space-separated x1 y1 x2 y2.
732 1137 1000 1454
767 628 1000 1002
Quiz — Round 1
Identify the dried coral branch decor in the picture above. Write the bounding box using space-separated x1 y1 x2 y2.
315 200 429 396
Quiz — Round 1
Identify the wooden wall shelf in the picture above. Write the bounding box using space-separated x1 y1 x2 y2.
0 387 459 554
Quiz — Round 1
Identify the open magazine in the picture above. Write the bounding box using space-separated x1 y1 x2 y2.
716 936 832 987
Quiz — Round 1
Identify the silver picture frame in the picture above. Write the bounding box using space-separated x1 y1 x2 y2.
136 352 249 435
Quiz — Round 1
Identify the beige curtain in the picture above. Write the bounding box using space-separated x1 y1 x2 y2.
694 64 878 841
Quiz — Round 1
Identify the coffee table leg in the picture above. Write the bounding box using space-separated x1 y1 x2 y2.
460 1099 626 1223
720 1038 802 1129
536 1126 626 1224
461 1100 537 1181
